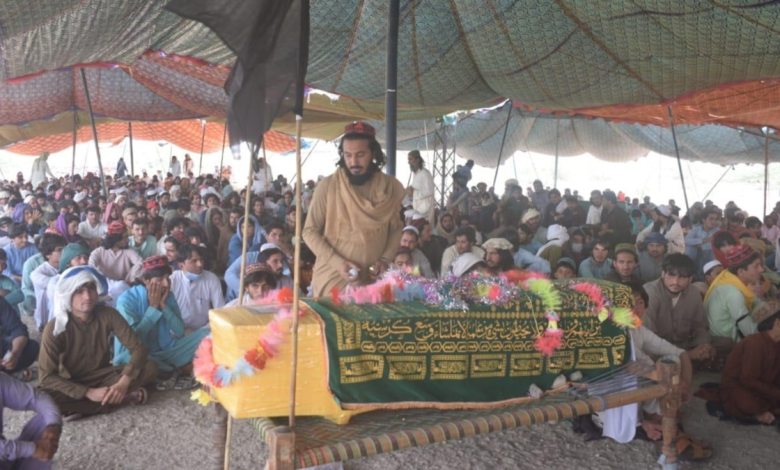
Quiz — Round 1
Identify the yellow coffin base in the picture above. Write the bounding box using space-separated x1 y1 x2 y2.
209 303 360 424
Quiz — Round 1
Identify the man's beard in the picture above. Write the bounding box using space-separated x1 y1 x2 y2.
347 165 377 186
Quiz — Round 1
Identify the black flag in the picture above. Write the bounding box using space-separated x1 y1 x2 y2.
166 0 309 152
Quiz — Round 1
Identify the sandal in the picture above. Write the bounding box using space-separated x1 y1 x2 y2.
125 387 148 406
174 375 199 391
674 433 713 462
155 376 178 391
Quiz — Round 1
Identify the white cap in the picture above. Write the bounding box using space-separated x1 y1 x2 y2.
703 260 722 275
451 253 484 277
402 225 419 236
259 243 281 253
656 204 672 217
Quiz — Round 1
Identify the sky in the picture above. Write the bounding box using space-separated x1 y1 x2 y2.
1 137 776 217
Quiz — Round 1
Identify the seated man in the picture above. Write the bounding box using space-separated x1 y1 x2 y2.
720 308 780 424
128 218 157 259
115 256 209 377
604 243 641 284
399 226 434 278
225 243 292 300
638 232 667 283
169 244 224 331
482 238 522 276
0 249 23 314
577 239 613 280
705 245 764 355
440 227 485 278
0 297 39 378
38 266 156 417
0 372 62 468
30 234 66 332
88 221 144 302
2 224 37 285
225 263 278 307
553 257 577 280
643 253 714 363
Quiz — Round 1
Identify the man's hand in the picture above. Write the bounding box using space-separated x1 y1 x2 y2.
370 260 389 279
1 350 19 371
147 280 165 309
688 343 715 361
338 261 361 283
102 375 131 406
85 387 109 403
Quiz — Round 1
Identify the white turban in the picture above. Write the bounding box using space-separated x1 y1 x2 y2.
53 266 108 336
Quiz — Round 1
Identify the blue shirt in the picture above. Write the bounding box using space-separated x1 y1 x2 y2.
578 257 613 279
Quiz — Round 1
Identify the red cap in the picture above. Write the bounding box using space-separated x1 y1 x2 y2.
142 255 169 272
107 221 126 236
724 244 758 268
344 121 376 138
146 200 159 210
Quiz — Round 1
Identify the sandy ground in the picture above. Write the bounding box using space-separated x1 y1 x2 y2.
5 316 780 469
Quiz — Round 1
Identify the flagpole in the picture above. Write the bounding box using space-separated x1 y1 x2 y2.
80 68 108 199
384 0 400 176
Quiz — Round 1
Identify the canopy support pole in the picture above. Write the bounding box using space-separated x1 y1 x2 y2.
492 102 513 190
70 112 78 178
80 68 108 199
765 131 771 216
667 106 689 212
199 121 207 175
384 0 400 176
218 124 227 182
128 122 135 177
289 115 304 429
702 165 734 202
290 139 319 182
553 118 560 188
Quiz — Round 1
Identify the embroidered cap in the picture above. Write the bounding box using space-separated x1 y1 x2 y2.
142 255 169 272
107 221 127 236
344 121 376 138
724 244 758 268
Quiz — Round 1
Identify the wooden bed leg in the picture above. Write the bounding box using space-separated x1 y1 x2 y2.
212 403 229 470
657 359 680 468
266 426 295 470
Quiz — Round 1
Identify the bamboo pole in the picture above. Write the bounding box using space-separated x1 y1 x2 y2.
491 101 514 189
218 124 227 182
764 130 770 217
79 68 108 199
658 359 681 467
199 120 207 175
667 106 689 212
71 112 78 178
384 0 400 176
553 118 560 188
288 115 304 428
128 122 135 177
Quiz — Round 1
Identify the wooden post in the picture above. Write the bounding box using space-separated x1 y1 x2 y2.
266 426 295 470
657 358 680 467
212 404 229 470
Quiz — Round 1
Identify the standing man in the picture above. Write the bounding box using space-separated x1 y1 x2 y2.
302 122 404 296
406 150 435 226
30 152 56 190
116 157 128 179
598 190 633 247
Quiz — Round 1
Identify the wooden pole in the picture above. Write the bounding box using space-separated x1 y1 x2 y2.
667 106 690 212
70 112 78 178
79 68 108 199
199 120 207 175
384 0 400 176
218 123 227 182
128 122 135 177
288 115 304 428
212 404 229 470
658 358 681 468
492 101 514 189
764 130 770 217
553 118 560 188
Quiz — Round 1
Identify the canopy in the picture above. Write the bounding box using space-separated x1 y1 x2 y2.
1 1 780 154
372 103 780 167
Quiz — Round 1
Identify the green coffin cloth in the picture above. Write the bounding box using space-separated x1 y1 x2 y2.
305 281 633 404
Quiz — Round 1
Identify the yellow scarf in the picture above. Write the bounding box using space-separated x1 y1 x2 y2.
704 269 754 310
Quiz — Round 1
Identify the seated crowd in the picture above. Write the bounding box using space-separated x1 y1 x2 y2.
0 156 779 464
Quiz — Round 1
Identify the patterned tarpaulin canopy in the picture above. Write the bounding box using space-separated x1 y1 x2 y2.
371 102 780 167
2 118 297 156
1 1 780 159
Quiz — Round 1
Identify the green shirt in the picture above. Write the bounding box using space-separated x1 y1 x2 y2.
706 284 757 341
